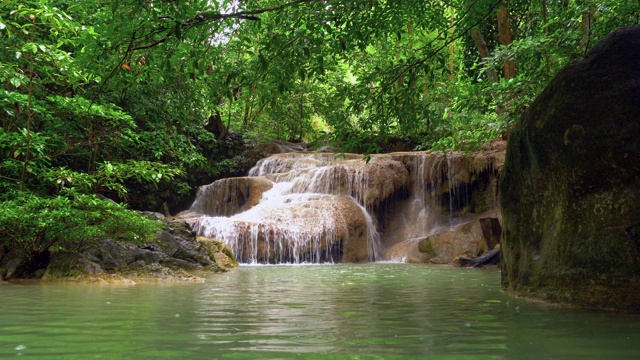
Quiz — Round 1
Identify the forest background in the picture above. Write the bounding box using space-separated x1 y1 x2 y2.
1 0 638 262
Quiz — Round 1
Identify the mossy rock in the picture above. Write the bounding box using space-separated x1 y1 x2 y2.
418 239 436 258
500 26 640 312
196 236 238 268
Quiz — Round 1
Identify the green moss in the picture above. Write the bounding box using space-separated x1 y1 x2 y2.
196 236 238 267
417 239 436 258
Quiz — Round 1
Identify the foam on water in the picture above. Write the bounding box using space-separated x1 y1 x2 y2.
187 151 467 264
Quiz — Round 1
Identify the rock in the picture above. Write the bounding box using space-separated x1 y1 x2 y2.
389 144 504 218
260 140 310 154
248 153 409 209
189 194 372 263
187 177 274 217
500 26 640 312
3 218 238 282
197 236 238 270
0 256 23 281
188 146 506 265
85 239 138 270
156 222 214 268
479 218 502 250
41 253 103 281
288 154 409 209
414 220 484 264
138 211 166 222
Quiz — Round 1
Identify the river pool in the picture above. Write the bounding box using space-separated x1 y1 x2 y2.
1 263 639 359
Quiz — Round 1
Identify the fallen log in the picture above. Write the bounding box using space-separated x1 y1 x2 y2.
457 248 500 268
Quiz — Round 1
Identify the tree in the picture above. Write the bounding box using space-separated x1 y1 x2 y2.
1 0 638 272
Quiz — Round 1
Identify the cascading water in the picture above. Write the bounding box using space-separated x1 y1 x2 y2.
186 153 386 264
183 145 504 265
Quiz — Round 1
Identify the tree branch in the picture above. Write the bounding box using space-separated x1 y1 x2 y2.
382 0 502 92
132 0 326 51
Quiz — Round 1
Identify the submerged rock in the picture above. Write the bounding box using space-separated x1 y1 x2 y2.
500 26 640 311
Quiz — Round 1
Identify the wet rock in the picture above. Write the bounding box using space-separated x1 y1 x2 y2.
185 143 507 265
414 220 484 264
479 218 502 250
197 236 238 270
389 143 504 219
260 140 310 154
500 26 640 312
188 177 274 217
247 153 409 209
41 253 103 281
189 194 372 263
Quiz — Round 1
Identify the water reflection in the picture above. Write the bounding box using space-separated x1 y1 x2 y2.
1 264 639 359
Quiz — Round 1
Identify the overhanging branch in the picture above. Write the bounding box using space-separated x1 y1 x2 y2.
132 0 325 51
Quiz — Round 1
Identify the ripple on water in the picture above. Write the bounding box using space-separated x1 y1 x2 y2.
1 264 640 359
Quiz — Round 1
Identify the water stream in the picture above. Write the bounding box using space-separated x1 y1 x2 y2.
185 151 486 264
1 264 639 359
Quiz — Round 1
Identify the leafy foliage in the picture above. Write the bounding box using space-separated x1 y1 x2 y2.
0 190 162 261
0 0 638 266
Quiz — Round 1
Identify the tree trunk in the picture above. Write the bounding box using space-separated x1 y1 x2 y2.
448 11 455 80
470 27 499 83
580 10 592 56
542 0 552 74
205 110 228 140
497 2 516 79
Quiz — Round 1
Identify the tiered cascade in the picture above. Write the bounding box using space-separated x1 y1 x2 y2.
182 143 504 264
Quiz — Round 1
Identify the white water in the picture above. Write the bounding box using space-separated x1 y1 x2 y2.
188 153 384 264
186 151 475 264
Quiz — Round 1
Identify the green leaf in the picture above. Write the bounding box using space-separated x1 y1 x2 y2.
9 77 21 88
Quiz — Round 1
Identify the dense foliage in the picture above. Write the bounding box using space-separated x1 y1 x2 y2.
1 0 638 263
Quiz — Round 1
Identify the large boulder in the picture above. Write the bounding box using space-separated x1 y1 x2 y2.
189 194 373 263
385 216 490 264
188 177 274 217
500 26 640 311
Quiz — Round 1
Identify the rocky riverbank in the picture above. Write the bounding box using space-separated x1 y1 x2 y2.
0 213 236 283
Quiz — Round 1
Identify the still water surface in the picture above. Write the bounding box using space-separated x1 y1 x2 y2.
1 263 639 359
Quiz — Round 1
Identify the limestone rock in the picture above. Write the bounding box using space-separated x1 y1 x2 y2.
185 141 506 266
389 144 504 218
416 220 484 264
247 153 409 210
500 26 640 311
189 194 372 263
188 177 274 217
197 236 238 270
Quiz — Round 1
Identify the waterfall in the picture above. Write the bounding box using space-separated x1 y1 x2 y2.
186 153 387 264
183 146 504 265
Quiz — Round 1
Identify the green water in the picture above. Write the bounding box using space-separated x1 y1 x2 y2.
1 264 639 359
